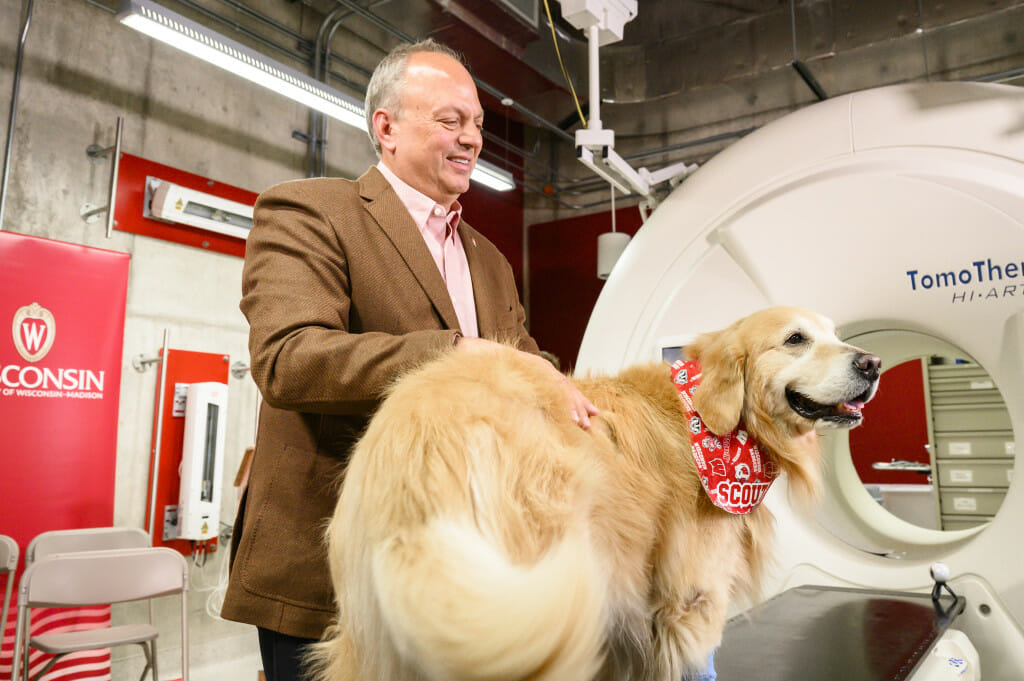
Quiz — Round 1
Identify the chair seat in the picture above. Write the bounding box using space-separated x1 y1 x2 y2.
31 624 158 653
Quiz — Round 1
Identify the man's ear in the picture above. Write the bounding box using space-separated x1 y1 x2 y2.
373 109 398 154
686 325 746 435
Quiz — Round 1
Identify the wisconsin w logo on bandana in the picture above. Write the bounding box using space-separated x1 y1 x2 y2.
670 359 778 514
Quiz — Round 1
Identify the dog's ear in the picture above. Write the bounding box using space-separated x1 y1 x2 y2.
686 325 746 435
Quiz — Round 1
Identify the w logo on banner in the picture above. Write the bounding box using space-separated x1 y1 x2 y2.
12 303 55 363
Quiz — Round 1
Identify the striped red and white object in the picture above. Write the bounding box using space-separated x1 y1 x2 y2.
2 602 112 681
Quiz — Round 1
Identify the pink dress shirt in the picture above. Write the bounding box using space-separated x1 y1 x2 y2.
376 162 479 337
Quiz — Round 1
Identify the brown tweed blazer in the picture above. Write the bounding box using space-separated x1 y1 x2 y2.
220 167 538 639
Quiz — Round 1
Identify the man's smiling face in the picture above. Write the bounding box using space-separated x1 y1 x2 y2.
379 51 483 208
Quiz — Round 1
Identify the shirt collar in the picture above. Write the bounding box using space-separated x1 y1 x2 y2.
377 162 462 233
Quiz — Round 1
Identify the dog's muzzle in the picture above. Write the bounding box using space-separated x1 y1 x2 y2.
786 352 881 426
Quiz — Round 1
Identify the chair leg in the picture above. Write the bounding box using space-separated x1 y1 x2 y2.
21 622 32 681
29 652 66 681
135 641 153 681
11 608 24 681
1 578 13 656
150 639 159 681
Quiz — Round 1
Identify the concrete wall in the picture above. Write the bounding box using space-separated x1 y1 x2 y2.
1 2 378 680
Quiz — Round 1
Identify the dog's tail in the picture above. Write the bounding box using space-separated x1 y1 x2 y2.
371 519 608 681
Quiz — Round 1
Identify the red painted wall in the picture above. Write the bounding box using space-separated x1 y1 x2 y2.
528 207 643 369
849 359 932 485
460 182 525 288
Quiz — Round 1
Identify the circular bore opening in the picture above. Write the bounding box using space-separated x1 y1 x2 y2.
815 329 1015 559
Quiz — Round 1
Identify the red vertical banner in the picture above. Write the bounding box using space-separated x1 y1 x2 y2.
0 232 130 681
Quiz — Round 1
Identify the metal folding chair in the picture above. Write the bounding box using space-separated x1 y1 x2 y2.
1 535 18 661
11 547 189 681
25 527 150 566
14 527 154 680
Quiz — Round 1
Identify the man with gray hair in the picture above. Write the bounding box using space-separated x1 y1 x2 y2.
221 38 596 681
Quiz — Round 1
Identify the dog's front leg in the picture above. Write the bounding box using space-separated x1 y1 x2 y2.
648 585 724 681
647 514 737 681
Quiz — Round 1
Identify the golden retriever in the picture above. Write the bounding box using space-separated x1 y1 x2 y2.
314 306 880 681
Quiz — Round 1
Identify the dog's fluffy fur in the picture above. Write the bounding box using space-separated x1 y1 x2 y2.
313 306 879 681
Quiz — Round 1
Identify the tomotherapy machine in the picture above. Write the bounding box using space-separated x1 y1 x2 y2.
577 82 1024 679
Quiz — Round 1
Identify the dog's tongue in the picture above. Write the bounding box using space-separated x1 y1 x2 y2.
839 400 864 414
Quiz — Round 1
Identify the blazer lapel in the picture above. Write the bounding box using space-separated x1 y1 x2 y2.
460 220 502 339
359 168 461 331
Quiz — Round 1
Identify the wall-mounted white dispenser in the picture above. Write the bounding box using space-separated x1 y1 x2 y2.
146 177 254 239
177 381 227 541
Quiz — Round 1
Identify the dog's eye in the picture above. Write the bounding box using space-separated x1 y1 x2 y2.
784 332 807 346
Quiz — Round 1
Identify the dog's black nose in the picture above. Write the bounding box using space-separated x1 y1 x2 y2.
854 353 881 380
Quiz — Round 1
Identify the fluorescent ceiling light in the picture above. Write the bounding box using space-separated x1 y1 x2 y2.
118 0 516 192
117 0 365 129
471 159 515 192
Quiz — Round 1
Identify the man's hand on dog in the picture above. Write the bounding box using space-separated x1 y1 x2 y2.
454 336 599 429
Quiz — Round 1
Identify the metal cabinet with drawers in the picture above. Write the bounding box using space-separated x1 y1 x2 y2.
925 362 1014 530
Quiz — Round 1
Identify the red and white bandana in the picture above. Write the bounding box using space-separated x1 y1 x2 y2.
670 359 779 514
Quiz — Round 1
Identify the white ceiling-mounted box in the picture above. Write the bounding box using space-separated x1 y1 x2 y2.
559 0 637 45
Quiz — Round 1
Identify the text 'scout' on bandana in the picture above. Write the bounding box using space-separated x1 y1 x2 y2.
671 359 779 514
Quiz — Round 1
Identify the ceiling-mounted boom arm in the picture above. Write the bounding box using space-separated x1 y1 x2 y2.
560 0 696 201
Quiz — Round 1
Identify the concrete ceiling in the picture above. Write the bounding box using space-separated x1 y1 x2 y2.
136 0 1024 205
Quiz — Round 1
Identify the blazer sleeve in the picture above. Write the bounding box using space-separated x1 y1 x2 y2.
240 179 456 415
